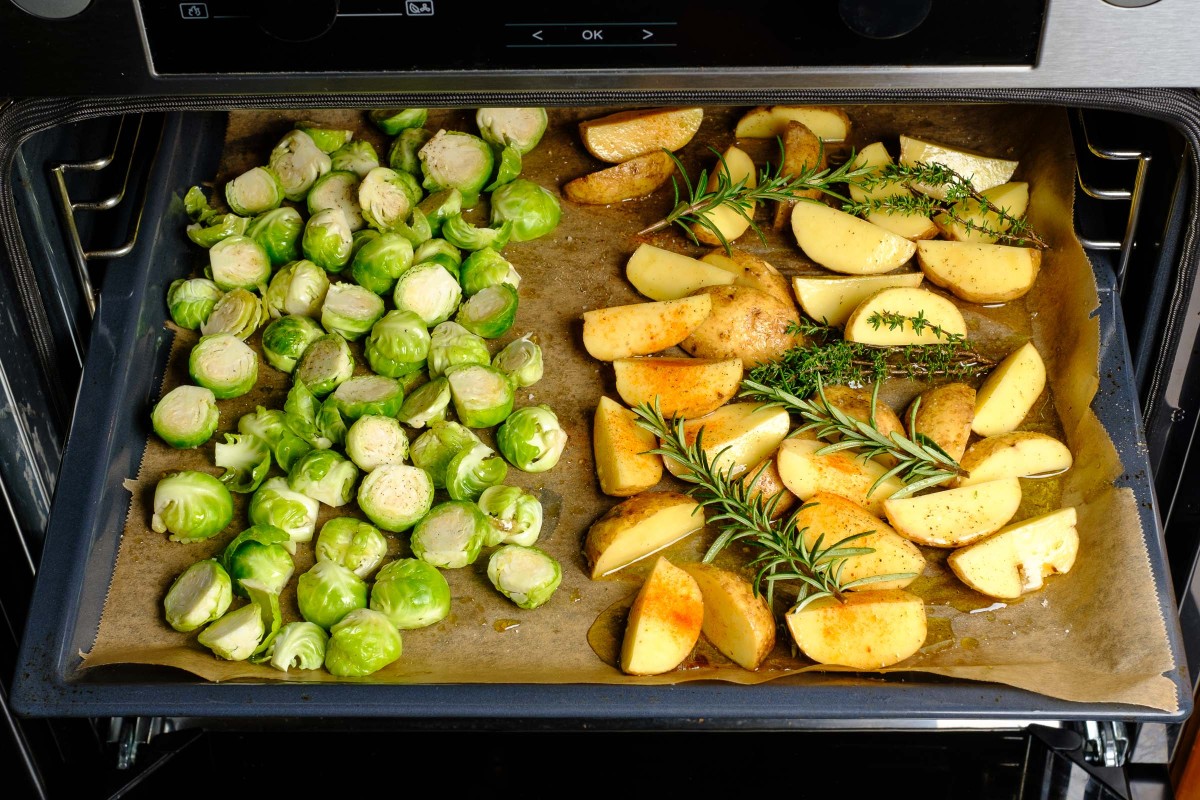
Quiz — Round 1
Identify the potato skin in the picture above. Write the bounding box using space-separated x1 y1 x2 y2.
702 248 795 309
563 150 677 205
680 285 801 369
906 382 976 462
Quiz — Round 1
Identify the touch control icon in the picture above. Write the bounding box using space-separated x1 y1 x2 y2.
180 3 208 19
406 1 434 15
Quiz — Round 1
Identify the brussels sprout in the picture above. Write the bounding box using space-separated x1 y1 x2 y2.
225 166 285 216
487 544 561 609
264 259 330 319
415 188 462 237
187 212 250 249
315 517 388 578
447 363 515 428
445 441 508 502
475 108 549 155
294 332 355 397
248 476 320 553
321 281 385 340
288 447 360 507
358 167 415 232
410 499 488 569
350 231 413 295
295 121 353 154
388 207 433 247
492 333 543 388
370 558 451 630
427 320 489 378
398 369 431 395
189 333 258 399
485 146 522 193
414 237 462 278
238 406 312 471
151 470 234 542
308 169 365 229
184 185 218 224
496 404 568 473
350 228 380 257
266 621 328 672
208 234 272 293
358 463 434 532
163 559 233 632
151 384 219 449
325 607 403 677
198 602 265 661
441 214 512 252
329 140 379 179
284 379 333 450
397 376 450 429
419 130 494 208
201 287 268 340
328 375 405 421
302 208 354 273
490 178 561 242
391 263 462 327
270 129 332 202
364 309 431 378
246 206 304 266
297 560 369 630
393 169 424 209
317 398 348 449
454 283 519 339
215 432 272 493
370 108 428 135
459 248 520 297
167 278 223 331
222 524 295 597
478 484 544 547
409 421 481 489
261 313 324 373
388 127 433 174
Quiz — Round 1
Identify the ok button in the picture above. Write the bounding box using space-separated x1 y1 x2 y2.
581 28 604 41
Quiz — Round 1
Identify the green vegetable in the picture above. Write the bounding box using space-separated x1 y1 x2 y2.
392 262 462 326
264 259 330 319
492 333 543 388
151 470 235 542
414 237 462 279
288 447 360 507
445 441 508 502
350 231 413 295
224 166 285 216
327 375 405 420
478 485 544 547
388 127 433 174
208 234 271 293
475 108 548 155
364 309 431 378
357 463 435 532
302 208 354 273
215 432 272 493
295 121 353 154
446 363 515 428
261 314 324 373
389 207 433 247
329 141 379 179
185 185 219 224
151 385 219 449
317 398 348 449
315 517 388 578
324 608 402 677
246 207 304 266
454 283 519 339
189 333 258 399
485 145 522 192
222 524 295 597
345 414 410 472
284 379 333 449
409 421 480 489
237 406 312 472
427 320 489 377
248 476 320 553
415 188 462 237
163 559 233 632
359 166 414 231
489 178 561 242
441 214 511 252
419 130 494 208
294 332 355 397
321 281 385 340
266 621 328 672
297 560 368 630
200 287 268 340
370 108 428 135
487 544 561 609
308 169 365 229
410 499 488 569
269 129 332 202
392 169 424 209
198 602 265 661
459 248 520 297
496 404 568 473
370 558 451 630
397 376 450 429
187 212 249 249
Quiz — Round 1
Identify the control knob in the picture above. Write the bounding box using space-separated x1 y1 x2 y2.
254 0 339 43
838 0 932 40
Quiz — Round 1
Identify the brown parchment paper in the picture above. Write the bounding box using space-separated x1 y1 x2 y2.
81 104 1179 712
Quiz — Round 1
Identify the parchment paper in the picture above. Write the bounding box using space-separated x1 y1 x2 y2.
82 105 1179 712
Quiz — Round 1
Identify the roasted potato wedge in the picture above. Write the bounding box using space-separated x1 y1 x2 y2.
663 402 791 480
818 384 906 467
563 150 678 205
947 507 1079 600
785 588 927 669
791 201 917 275
917 239 1042 304
898 135 1019 200
626 243 737 302
742 458 798 518
682 563 776 670
882 477 1022 548
776 437 906 518
621 556 704 675
579 107 704 163
972 341 1046 436
792 492 926 591
679 285 801 368
906 382 976 463
848 142 939 241
932 181 1030 243
613 356 743 419
584 491 704 578
593 396 663 497
843 286 967 346
701 248 794 309
772 120 826 230
692 145 757 246
791 273 924 328
582 294 714 361
956 431 1073 487
735 105 851 141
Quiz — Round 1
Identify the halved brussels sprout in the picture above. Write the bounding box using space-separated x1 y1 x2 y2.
198 602 265 662
357 463 434 532
489 179 562 242
185 185 218 224
152 384 219 449
187 212 249 249
163 559 233 632
397 376 450 429
370 108 428 135
445 441 508 502
446 363 515 428
288 447 360 507
496 404 568 473
308 169 365 230
492 333 543 388
223 524 295 597
478 484 544 547
359 167 414 231
427 320 489 378
415 188 462 237
454 283 519 339
410 499 488 569
393 169 424 209
392 263 462 327
266 620 328 672
215 432 272 493
419 130 494 208
297 560 369 630
475 107 549 155
485 145 522 192
409 421 480 489
388 127 433 174
459 248 520 297
261 314 324 373
370 558 451 630
414 237 462 279
284 380 333 450
248 476 320 553
225 166 285 217
167 278 223 331
321 282 384 341
302 208 354 273
263 259 330 319
488 544 561 609
325 607 403 677
328 375 405 420
350 231 413 295
315 517 388 578
189 333 258 399
441 214 512 252
200 287 268 340
208 234 272 293
329 141 379 180
295 121 353 154
294 332 355 397
269 129 332 202
317 398 348 449
388 207 433 247
151 470 234 542
364 309 431 378
399 368 430 395
246 206 304 266
351 228 380 257
238 406 312 471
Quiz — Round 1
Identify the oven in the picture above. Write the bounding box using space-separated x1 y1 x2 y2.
4 1 1200 797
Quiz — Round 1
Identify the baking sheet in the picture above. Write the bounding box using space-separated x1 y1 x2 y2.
79 104 1178 713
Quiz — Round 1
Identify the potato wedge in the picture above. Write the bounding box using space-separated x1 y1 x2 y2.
613 356 743 419
663 402 791 480
585 491 704 578
791 273 924 327
563 150 677 205
593 396 663 497
899 135 1019 200
848 142 939 241
679 285 801 368
620 556 704 675
771 120 826 230
582 294 714 361
785 588 927 670
701 248 794 309
818 384 906 468
682 563 776 670
776 437 906 518
972 342 1046 436
579 107 704 164
932 181 1030 243
882 477 1022 548
692 145 757 246
735 105 851 141
916 239 1042 304
742 458 798 518
947 507 1079 600
906 382 975 463
626 243 737 302
793 492 926 591
843 286 967 345
956 431 1073 487
791 201 917 275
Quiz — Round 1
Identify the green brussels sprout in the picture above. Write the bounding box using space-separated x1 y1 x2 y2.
447 363 515 428
188 333 258 399
269 129 332 202
222 524 295 597
410 499 488 569
281 381 329 451
163 559 233 632
415 188 462 237
370 108 428 135
351 228 380 257
419 130 494 208
208 234 272 293
350 231 413 295
200 287 268 340
224 166 285 217
441 214 512 252
317 398 348 449
445 441 508 502
315 517 388 578
248 476 320 553
246 206 304 266
297 560 369 630
496 404 568 473
489 179 561 242
393 169 424 209
261 314 324 373
397 376 450 429
387 206 433 247
329 141 379 179
288 447 360 507
492 333 543 388
475 108 549 155
454 283 519 339
295 121 353 154
487 544 561 610
325 608 402 677
357 463 434 532
370 558 451 630
187 212 250 249
238 406 312 471
308 170 365 229
266 621 328 672
264 259 330 319
184 185 219 224
167 278 223 331
364 309 431 378
414 237 462 278
328 375 405 421
484 145 522 192
388 127 433 174
302 208 354 273
150 470 234 542
409 421 480 489
459 248 520 297
398 369 431 395
151 385 219 449
294 332 355 398
478 484 544 547
427 320 489 378
198 602 265 662
321 281 385 341
359 167 414 231
392 263 462 327
215 432 272 494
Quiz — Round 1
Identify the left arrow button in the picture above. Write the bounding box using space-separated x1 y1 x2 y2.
532 30 543 41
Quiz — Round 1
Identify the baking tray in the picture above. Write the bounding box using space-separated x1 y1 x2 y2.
8 101 1191 724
